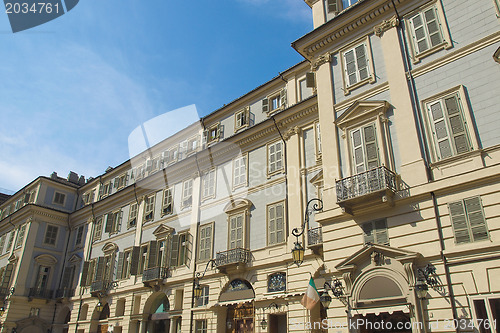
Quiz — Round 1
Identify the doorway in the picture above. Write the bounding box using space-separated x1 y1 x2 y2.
269 314 287 333
356 311 412 333
227 303 254 333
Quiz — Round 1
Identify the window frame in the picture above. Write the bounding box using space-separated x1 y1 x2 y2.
227 212 247 250
234 107 250 132
470 294 500 332
181 179 193 209
198 222 214 263
339 36 375 95
144 194 156 222
75 225 84 247
162 187 174 216
267 140 284 177
205 123 221 145
266 201 286 246
195 319 208 332
15 224 26 249
44 224 59 246
128 202 138 229
361 219 389 246
195 286 210 308
53 191 66 206
232 154 248 190
404 1 452 63
448 196 489 244
201 169 216 201
421 85 479 164
94 216 104 241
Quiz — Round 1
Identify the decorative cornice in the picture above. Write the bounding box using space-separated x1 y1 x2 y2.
282 126 302 141
311 52 332 71
373 15 399 37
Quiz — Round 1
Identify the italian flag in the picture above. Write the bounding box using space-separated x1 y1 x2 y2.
301 277 319 310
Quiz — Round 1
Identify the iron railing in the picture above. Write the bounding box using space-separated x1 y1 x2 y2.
28 288 53 299
90 280 116 295
308 227 323 246
216 248 251 267
0 287 9 299
143 267 169 282
336 166 397 202
55 288 75 299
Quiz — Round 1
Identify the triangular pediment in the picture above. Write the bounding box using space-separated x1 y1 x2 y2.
16 316 50 331
336 243 420 272
8 253 18 263
153 224 174 238
69 254 82 264
309 170 323 185
335 100 390 129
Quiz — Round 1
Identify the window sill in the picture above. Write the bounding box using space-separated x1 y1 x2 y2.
429 149 483 168
443 239 500 260
343 77 375 96
267 169 284 179
411 42 452 64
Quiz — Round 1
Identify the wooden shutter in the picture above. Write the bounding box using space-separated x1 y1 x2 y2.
424 7 442 47
464 197 489 242
114 178 119 188
229 214 244 249
355 44 368 81
374 219 389 245
104 214 113 233
363 124 379 170
148 241 158 269
169 235 180 267
327 0 338 13
1 263 13 289
362 223 374 244
95 257 104 281
428 100 452 159
344 49 357 86
61 266 74 288
130 246 140 275
306 72 315 88
280 89 287 108
262 98 269 113
185 233 193 267
268 205 276 245
116 252 124 280
216 124 223 140
80 261 90 286
351 128 365 173
275 203 284 243
449 201 471 244
410 12 429 53
114 211 123 233
444 95 470 155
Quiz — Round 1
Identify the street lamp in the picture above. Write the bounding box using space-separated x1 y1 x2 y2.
291 199 323 267
193 259 216 300
319 291 332 309
96 301 104 312
260 303 281 330
0 307 4 316
320 279 344 309
415 279 429 299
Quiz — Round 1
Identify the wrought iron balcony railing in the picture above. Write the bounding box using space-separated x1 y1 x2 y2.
55 288 75 299
90 280 116 297
0 287 9 299
143 267 169 282
216 248 251 267
308 227 323 247
28 288 54 299
336 166 397 203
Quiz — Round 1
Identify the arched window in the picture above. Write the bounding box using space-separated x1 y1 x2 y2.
268 272 286 293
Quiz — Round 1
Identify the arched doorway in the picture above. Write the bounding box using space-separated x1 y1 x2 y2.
53 306 71 333
219 279 255 333
148 294 171 333
90 303 110 333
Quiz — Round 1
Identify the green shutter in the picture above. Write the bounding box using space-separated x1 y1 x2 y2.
130 247 140 275
1 263 14 289
351 128 365 173
61 266 74 288
424 7 442 47
428 100 452 159
104 214 113 233
374 219 389 245
449 201 471 244
116 252 124 280
344 49 357 86
268 205 276 245
80 261 90 286
363 124 379 170
444 95 470 155
95 257 104 281
327 0 338 13
306 72 315 88
148 241 158 269
262 98 269 113
410 12 429 53
355 44 368 81
464 197 489 242
362 223 375 244
170 235 180 267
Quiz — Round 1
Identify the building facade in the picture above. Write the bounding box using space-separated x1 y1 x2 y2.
0 0 499 332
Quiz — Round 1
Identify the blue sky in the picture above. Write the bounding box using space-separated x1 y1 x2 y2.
0 0 312 193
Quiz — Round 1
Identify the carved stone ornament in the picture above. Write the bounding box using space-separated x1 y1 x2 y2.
311 53 332 71
374 15 399 37
371 251 385 266
343 272 353 294
283 126 301 141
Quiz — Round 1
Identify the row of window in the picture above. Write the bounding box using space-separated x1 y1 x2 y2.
0 189 37 220
0 224 26 255
363 196 489 246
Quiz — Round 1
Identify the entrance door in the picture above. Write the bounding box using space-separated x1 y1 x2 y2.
97 324 108 333
235 318 253 333
152 319 170 333
356 311 412 333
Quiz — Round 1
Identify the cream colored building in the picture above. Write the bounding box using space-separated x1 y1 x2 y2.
1 0 500 332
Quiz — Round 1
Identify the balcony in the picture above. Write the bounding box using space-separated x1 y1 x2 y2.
90 280 116 298
28 288 54 300
216 248 251 273
308 227 323 247
143 267 169 288
55 288 75 299
336 166 398 214
0 287 9 300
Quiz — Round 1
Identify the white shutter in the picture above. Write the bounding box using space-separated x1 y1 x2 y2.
444 95 470 155
344 49 357 86
351 128 365 173
355 44 369 81
363 124 379 170
410 12 429 53
262 98 269 113
449 201 471 244
424 7 442 48
464 197 489 242
428 100 452 159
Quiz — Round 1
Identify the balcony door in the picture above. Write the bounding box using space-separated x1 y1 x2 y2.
350 123 380 174
229 213 244 249
35 266 50 290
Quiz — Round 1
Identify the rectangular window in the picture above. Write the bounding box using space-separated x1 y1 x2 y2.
267 202 285 246
229 213 245 249
105 210 123 235
44 225 59 246
182 179 193 208
139 244 149 274
161 188 174 216
35 266 50 289
362 219 389 245
187 136 199 154
449 196 489 244
472 297 500 333
75 225 84 246
6 232 15 253
202 169 216 200
262 89 286 114
195 286 209 307
268 141 283 175
205 124 221 144
122 250 131 279
165 147 178 165
350 123 380 174
15 224 26 249
233 155 248 189
299 78 313 101
198 223 213 262
94 217 103 241
53 192 66 205
235 107 250 131
128 202 138 229
195 319 208 333
342 41 372 90
315 122 322 158
144 195 155 221
170 232 191 267
424 90 472 161
30 307 40 317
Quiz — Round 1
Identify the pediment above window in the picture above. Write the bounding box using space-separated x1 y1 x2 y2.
153 224 174 238
102 242 118 254
309 170 323 186
69 254 82 264
8 253 18 263
335 100 390 130
223 198 253 214
34 254 57 266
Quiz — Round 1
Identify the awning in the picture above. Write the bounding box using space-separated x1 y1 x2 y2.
151 312 171 320
353 304 410 316
214 298 254 307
